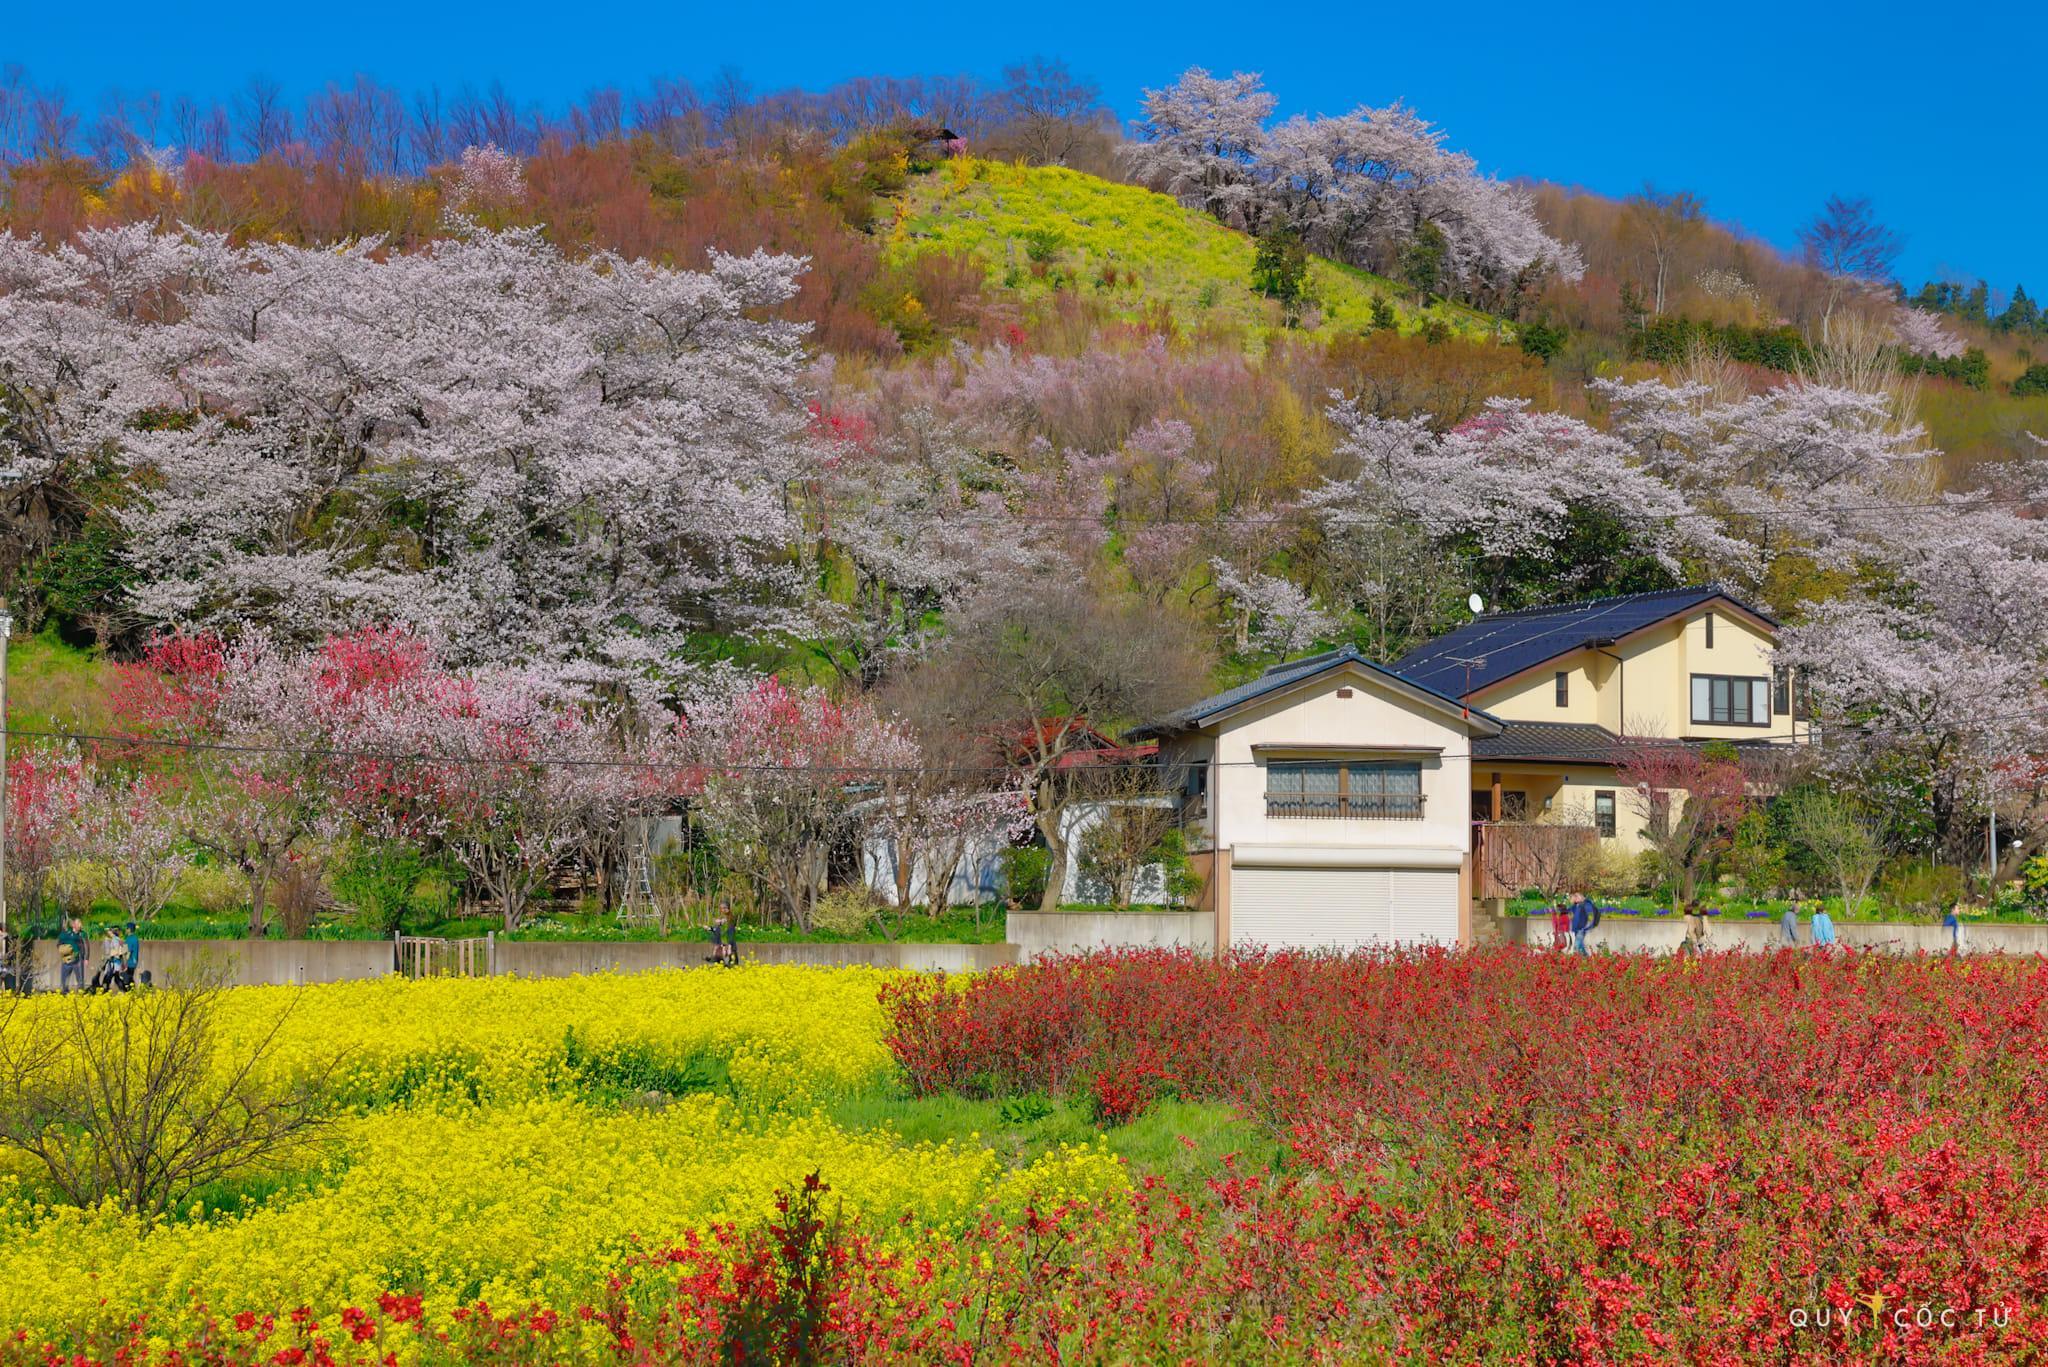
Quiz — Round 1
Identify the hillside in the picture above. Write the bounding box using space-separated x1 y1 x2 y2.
888 160 1506 346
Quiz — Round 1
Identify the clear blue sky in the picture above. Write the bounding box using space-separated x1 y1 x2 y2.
9 0 2041 292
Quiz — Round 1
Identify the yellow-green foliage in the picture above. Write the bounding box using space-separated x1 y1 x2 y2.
3 631 116 737
0 967 1130 1345
889 160 1505 346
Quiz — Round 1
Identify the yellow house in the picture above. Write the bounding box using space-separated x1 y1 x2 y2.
1390 585 1808 856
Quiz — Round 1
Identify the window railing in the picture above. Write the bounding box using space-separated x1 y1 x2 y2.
1266 794 1426 820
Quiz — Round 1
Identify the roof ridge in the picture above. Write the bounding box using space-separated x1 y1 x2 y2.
1458 584 1720 624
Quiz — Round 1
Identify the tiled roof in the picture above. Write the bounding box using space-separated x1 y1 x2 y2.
1472 721 1642 766
1135 645 1498 738
1391 585 1776 699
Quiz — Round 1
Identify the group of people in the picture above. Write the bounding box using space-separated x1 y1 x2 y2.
54 918 144 993
1547 892 1604 956
1779 899 1839 948
1550 894 1846 955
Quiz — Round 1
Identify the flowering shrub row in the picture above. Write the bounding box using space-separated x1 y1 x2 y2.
874 947 2048 1360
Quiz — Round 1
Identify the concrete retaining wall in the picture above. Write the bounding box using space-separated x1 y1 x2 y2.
493 939 1015 977
1006 910 1214 963
33 937 398 987
25 935 1012 989
1497 914 2039 956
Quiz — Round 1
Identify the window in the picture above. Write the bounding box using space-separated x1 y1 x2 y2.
1704 611 1715 648
1267 761 1424 818
1690 673 1771 727
1594 790 1617 838
1773 665 1791 718
1555 670 1569 708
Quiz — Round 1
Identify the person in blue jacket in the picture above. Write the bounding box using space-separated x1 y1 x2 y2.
1569 892 1592 956
1811 904 1837 947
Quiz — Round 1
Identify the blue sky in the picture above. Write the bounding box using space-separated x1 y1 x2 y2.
9 1 2041 292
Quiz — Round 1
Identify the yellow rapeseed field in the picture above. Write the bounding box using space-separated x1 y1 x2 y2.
0 966 1126 1349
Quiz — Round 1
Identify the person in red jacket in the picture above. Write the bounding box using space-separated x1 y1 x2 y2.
1550 899 1571 952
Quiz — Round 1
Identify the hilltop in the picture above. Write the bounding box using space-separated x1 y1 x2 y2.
887 159 1506 346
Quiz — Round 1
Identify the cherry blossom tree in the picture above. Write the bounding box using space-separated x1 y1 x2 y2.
1125 68 1273 229
1891 305 1967 359
1 222 816 695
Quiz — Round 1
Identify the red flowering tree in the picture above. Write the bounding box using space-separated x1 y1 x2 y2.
1617 740 1753 904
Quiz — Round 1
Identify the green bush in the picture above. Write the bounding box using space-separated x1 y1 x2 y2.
2012 363 2048 397
1879 860 1968 918
1000 847 1052 907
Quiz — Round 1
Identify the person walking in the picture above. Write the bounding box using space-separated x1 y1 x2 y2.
1811 903 1836 947
123 922 141 980
1781 903 1800 947
1682 901 1707 955
1549 899 1570 952
1569 892 1592 957
57 917 87 994
1942 904 1962 956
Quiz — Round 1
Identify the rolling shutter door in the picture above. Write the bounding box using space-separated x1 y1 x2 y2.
1232 866 1459 951
1232 867 1389 951
1389 869 1460 945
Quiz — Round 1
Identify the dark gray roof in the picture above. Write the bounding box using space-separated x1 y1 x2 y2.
1136 646 1500 738
1472 721 1640 766
1392 585 1777 699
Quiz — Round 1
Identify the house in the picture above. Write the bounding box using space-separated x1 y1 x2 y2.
1132 584 1809 954
1132 647 1504 951
1390 584 1807 856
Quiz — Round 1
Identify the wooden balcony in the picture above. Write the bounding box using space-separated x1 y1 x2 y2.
1473 820 1597 900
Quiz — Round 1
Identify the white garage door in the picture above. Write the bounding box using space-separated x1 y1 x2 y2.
1232 866 1459 951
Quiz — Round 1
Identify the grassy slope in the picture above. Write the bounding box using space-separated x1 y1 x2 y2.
6 631 116 737
888 159 1505 345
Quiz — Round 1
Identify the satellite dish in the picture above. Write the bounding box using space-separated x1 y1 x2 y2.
1468 593 1485 615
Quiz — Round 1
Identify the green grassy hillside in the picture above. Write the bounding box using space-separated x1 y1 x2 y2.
888 159 1505 345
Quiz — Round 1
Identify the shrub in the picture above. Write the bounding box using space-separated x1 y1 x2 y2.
1000 846 1052 908
47 859 112 915
810 887 878 936
174 864 245 916
1879 859 1967 918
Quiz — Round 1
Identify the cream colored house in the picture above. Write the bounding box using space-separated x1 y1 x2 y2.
1134 648 1503 951
1134 585 1808 953
1390 585 1808 856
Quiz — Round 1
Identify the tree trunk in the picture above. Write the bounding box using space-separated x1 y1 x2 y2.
246 862 267 940
1037 809 1069 914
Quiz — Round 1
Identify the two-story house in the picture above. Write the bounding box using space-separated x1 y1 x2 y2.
1390 584 1807 852
1136 585 1805 953
1133 649 1505 952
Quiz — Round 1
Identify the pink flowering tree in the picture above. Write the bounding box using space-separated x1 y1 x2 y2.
315 626 688 931
692 676 917 929
115 629 333 939
5 743 95 930
1617 742 1753 904
71 773 187 924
